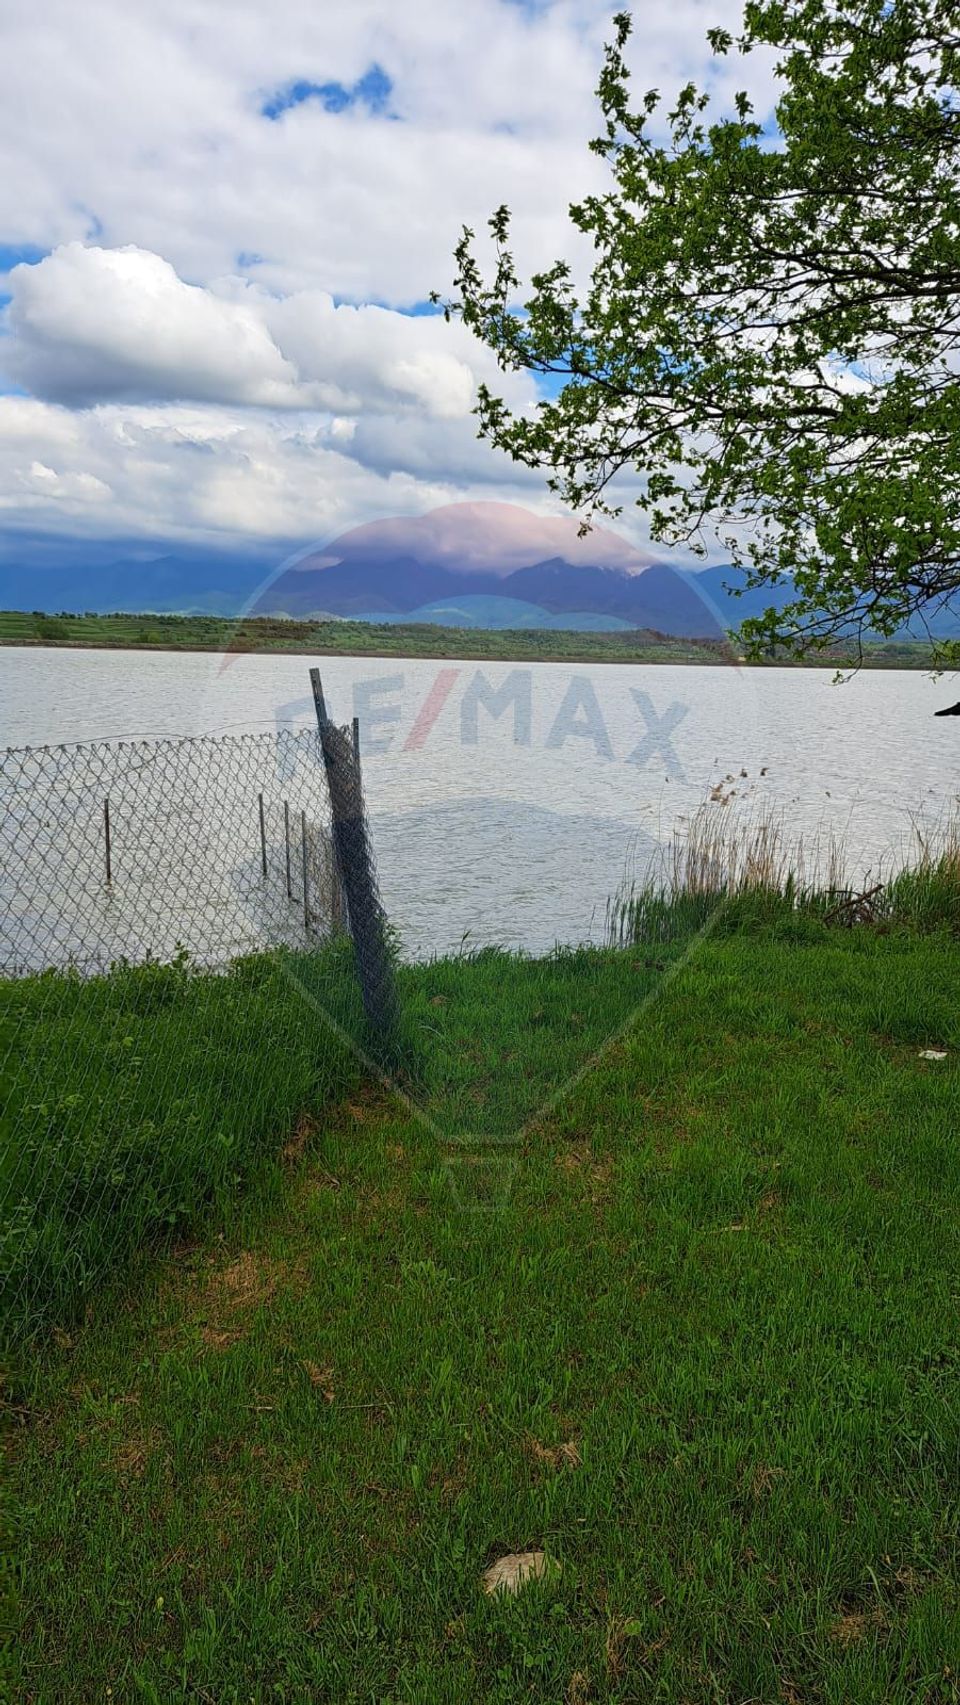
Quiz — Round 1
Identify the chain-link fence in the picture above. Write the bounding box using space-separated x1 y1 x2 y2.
0 718 395 1347
0 728 344 976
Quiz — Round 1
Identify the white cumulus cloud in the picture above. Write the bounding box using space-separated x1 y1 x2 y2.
0 244 509 422
3 245 298 407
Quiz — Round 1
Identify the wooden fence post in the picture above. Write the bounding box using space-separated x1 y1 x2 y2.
309 667 396 1033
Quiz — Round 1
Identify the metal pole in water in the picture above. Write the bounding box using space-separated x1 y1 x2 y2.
284 800 292 899
104 797 112 885
301 808 309 933
258 792 267 879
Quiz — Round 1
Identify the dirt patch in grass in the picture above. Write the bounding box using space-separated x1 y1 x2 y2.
206 1251 281 1308
566 1672 592 1705
829 1605 887 1646
427 1448 470 1503
341 1085 397 1126
302 1360 335 1402
298 1159 343 1201
356 1180 410 1222
525 1435 581 1470
250 1442 311 1495
555 1144 614 1203
604 1617 629 1682
200 1325 244 1350
281 1111 320 1167
166 1248 310 1352
747 1463 786 1499
603 1615 670 1684
113 1428 163 1482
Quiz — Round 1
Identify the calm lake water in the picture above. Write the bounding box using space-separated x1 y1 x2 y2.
1 646 955 959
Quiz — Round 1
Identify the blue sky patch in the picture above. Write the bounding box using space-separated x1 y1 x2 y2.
0 242 47 273
329 294 443 317
0 243 47 313
262 64 393 121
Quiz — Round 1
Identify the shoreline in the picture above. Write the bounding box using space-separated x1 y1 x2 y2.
0 633 747 665
0 634 939 671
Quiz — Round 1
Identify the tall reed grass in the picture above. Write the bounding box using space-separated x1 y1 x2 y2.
885 811 960 931
609 801 960 944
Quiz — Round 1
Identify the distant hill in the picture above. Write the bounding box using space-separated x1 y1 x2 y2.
351 596 635 632
260 552 735 637
4 498 960 640
0 542 271 617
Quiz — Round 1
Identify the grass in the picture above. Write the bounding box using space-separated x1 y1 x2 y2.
0 942 666 1348
6 920 960 1701
0 943 364 1346
0 606 943 667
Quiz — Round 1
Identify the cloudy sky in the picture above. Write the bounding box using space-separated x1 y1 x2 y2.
0 0 779 570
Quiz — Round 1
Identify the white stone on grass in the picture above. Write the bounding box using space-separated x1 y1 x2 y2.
481 1550 559 1597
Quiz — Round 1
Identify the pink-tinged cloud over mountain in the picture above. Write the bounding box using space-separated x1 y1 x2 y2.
294 501 657 578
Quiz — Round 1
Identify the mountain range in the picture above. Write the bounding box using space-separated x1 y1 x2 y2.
3 500 960 639
257 553 739 635
248 504 775 636
0 541 271 618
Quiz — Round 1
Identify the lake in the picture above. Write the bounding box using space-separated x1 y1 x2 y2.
1 645 954 960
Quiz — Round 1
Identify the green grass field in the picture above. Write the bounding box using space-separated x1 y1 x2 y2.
0 606 941 668
6 922 960 1701
0 607 733 666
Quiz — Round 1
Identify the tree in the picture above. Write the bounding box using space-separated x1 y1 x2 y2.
437 1 960 659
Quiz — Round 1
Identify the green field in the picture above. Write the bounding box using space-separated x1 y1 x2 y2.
6 913 960 1701
0 606 942 668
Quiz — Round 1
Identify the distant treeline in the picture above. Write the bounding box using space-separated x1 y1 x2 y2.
0 607 939 668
